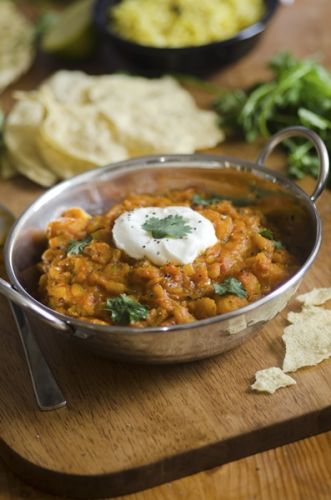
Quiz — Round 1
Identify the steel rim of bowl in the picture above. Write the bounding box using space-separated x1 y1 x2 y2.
5 150 323 336
94 0 279 52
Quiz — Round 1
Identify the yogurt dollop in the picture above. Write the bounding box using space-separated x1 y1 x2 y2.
112 206 218 266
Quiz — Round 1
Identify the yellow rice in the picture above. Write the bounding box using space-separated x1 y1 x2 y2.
110 0 265 48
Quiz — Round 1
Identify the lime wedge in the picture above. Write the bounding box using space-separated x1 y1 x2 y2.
41 0 95 59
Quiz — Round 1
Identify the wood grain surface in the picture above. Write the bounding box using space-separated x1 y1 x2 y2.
1 0 331 498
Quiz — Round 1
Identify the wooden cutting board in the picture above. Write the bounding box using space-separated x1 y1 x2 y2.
2 0 331 497
1 146 331 499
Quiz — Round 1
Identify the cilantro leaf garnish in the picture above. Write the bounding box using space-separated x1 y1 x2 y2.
192 193 252 207
214 278 247 298
142 215 192 239
259 228 274 240
105 294 148 325
66 236 92 256
259 228 284 250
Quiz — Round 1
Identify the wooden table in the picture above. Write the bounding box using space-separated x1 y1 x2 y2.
1 0 331 498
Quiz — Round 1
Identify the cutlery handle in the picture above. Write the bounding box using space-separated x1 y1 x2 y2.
0 277 70 331
10 302 67 411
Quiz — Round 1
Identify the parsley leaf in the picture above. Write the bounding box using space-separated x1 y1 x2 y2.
259 228 284 249
66 236 92 256
192 193 252 207
213 278 247 298
142 215 192 239
105 294 149 325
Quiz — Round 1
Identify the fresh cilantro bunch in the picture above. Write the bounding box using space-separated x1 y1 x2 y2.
214 53 331 183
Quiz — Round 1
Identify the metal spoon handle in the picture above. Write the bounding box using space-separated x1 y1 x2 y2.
0 277 70 331
10 302 66 411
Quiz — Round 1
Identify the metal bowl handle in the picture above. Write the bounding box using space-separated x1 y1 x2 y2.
0 277 70 332
256 126 329 203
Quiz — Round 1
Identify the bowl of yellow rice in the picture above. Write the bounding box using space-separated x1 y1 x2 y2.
94 0 278 75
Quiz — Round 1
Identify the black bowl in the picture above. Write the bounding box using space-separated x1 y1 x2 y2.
93 0 279 76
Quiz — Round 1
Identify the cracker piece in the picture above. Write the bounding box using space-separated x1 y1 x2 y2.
296 288 331 306
287 306 331 324
283 309 331 372
251 367 296 394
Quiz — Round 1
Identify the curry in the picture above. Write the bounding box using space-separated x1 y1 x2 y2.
38 185 301 327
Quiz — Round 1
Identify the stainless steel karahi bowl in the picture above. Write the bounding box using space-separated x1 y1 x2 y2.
0 127 329 363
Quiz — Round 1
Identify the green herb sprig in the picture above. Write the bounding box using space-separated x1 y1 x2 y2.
142 214 192 239
213 278 247 298
213 52 331 184
105 294 148 325
192 193 253 207
66 236 92 256
259 228 284 250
